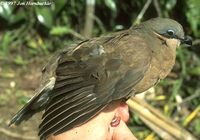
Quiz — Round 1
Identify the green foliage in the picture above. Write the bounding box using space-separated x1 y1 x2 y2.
50 26 70 35
186 0 200 37
104 0 117 13
165 0 177 11
35 7 53 28
0 3 13 21
194 119 200 135
17 95 30 105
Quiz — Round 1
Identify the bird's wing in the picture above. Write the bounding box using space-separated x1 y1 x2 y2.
9 43 79 126
38 32 152 139
9 52 61 126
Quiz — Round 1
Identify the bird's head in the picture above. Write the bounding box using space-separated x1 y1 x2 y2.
137 18 192 47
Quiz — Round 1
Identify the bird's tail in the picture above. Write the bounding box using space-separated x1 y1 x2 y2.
9 89 52 126
9 77 55 126
9 96 38 126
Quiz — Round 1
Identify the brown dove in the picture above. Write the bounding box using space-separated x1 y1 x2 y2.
9 18 192 140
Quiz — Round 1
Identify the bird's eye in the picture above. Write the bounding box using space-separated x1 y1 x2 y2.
167 29 175 36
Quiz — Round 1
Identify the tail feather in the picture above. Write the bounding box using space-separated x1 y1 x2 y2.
9 77 56 126
9 99 38 126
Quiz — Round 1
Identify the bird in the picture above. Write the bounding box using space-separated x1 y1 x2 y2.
9 17 192 140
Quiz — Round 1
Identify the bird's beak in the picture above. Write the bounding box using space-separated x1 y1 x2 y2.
180 36 192 46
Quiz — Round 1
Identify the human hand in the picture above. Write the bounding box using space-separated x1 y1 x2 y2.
47 101 137 140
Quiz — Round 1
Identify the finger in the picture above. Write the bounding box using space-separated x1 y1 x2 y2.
112 121 138 140
117 102 129 123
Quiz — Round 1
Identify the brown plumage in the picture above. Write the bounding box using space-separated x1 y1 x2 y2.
9 18 192 140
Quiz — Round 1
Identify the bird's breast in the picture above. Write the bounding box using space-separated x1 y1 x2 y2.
132 41 176 94
133 57 161 93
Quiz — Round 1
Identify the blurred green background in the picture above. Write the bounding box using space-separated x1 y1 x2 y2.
0 0 200 140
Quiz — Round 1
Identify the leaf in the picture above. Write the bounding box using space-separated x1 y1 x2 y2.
53 0 67 15
50 26 71 35
0 31 14 55
167 79 183 113
104 0 116 12
188 66 200 76
194 119 200 135
14 55 27 65
9 8 26 24
27 39 38 49
186 0 200 37
165 0 177 10
35 7 53 28
0 2 13 21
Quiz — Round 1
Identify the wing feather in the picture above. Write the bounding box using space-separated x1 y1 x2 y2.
40 92 95 130
39 94 106 139
54 77 84 89
37 32 152 140
54 104 105 135
42 86 94 121
44 85 95 114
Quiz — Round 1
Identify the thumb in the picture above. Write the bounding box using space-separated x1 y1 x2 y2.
112 121 138 140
